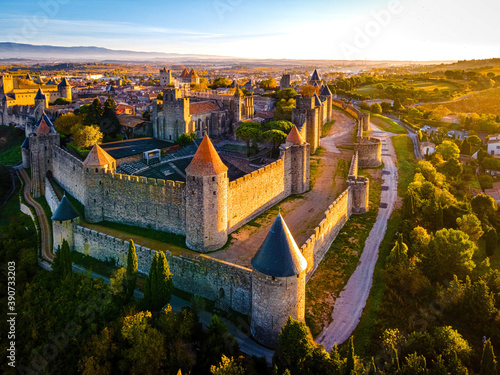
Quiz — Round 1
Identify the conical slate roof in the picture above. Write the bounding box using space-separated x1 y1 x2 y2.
33 112 56 134
185 136 228 176
314 93 322 107
35 88 46 100
58 77 70 87
311 69 321 82
21 137 29 149
180 68 189 77
320 85 333 97
251 214 307 277
35 77 44 84
36 119 51 135
83 144 116 167
51 194 79 222
189 69 199 79
25 73 32 80
234 86 244 97
286 126 305 145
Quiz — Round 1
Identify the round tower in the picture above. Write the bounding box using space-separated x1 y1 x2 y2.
82 144 116 223
57 78 72 102
185 136 228 252
51 194 79 251
233 86 243 122
250 213 307 347
34 88 47 120
285 126 310 194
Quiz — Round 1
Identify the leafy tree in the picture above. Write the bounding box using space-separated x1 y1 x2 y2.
471 194 498 224
456 214 484 242
54 113 83 136
370 103 382 114
432 326 473 365
426 229 476 281
436 204 444 230
263 129 287 156
401 353 428 375
393 98 404 111
126 240 138 300
72 125 103 148
101 98 121 136
53 97 71 105
460 138 471 155
461 278 497 331
436 141 460 161
84 98 103 126
486 228 498 257
479 174 494 190
212 77 231 89
300 85 318 97
387 234 409 266
381 102 392 113
259 77 277 90
266 120 294 134
276 88 297 101
210 355 245 375
275 317 315 375
175 132 197 147
480 339 498 375
236 122 262 155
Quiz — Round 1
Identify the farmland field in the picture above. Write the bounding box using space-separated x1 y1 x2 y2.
419 87 500 116
351 79 461 97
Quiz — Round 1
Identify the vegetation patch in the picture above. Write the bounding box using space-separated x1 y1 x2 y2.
321 120 336 137
370 114 407 134
392 135 416 196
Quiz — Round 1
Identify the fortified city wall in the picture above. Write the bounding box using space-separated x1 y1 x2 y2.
228 158 288 231
51 146 86 203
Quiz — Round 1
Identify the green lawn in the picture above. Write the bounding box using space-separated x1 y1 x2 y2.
322 120 336 138
0 145 22 166
370 114 407 134
392 135 417 196
306 179 381 337
352 80 461 97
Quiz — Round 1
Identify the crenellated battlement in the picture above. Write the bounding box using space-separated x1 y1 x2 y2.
229 158 284 188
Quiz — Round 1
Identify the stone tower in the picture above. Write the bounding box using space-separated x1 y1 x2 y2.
309 69 322 86
82 144 116 223
185 136 228 252
319 85 333 123
233 86 243 123
280 73 291 90
244 95 254 119
250 213 307 347
58 78 72 102
34 88 47 120
28 113 60 198
160 68 173 87
284 126 310 194
292 95 319 154
51 194 79 251
157 88 191 141
1 95 7 125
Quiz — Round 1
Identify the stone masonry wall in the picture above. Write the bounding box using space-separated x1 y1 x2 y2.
228 158 288 231
98 172 187 235
44 177 60 214
72 224 252 314
301 188 352 278
51 146 86 203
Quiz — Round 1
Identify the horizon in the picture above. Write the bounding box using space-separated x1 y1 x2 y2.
1 0 499 61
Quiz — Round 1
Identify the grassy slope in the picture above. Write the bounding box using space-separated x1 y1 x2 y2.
419 87 500 116
370 114 407 134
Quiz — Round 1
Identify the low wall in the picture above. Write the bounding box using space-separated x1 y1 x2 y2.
301 188 352 278
348 152 358 179
228 157 288 231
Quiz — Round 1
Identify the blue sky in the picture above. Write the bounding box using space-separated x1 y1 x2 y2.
1 0 499 60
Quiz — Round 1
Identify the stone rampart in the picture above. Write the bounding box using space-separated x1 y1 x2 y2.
44 177 60 214
301 188 352 278
52 146 86 203
348 152 359 179
228 158 288 231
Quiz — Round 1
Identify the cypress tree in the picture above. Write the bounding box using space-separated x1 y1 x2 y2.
345 336 356 375
61 239 72 277
150 252 160 310
486 228 497 257
144 252 158 309
126 240 138 300
368 357 377 375
461 138 471 155
157 251 173 308
52 245 63 277
480 339 498 375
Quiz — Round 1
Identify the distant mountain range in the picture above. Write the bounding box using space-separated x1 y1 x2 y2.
0 43 230 62
0 42 455 68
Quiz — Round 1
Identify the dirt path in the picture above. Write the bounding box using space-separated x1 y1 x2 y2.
18 169 54 261
317 124 399 350
211 111 356 267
